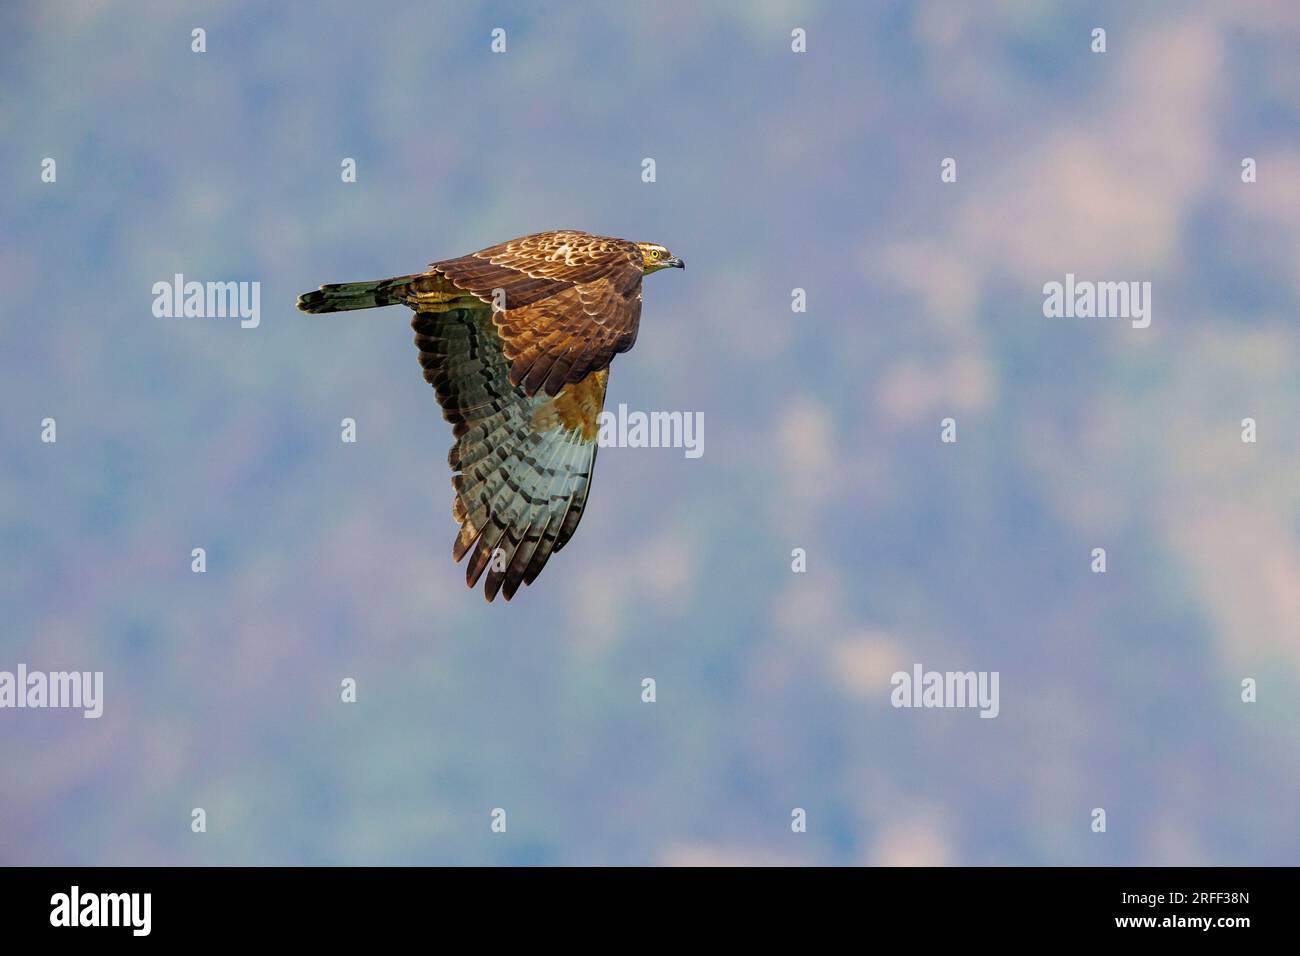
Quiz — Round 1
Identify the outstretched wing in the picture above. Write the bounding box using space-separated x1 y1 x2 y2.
428 231 643 398
413 305 606 601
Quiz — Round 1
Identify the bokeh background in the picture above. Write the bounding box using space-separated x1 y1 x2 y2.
2 0 1298 866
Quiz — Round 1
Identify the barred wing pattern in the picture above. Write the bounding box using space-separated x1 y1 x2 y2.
412 306 606 601
429 231 643 397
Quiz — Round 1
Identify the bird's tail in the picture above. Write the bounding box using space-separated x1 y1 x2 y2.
296 274 420 313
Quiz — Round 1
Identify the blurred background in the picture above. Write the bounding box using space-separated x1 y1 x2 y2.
2 0 1298 865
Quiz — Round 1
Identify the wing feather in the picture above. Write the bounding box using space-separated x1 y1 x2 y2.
411 305 605 600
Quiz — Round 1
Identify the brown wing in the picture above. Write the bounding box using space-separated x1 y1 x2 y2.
412 304 607 601
428 230 643 397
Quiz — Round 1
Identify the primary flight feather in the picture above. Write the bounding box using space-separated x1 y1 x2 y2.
297 229 685 602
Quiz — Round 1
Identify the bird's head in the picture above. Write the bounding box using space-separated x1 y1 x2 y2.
637 242 685 274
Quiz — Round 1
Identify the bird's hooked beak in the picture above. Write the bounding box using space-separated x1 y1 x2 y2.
664 255 685 269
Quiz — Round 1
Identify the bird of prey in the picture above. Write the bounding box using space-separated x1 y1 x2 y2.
297 230 685 601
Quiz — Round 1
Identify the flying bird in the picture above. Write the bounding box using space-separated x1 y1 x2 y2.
297 230 685 601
